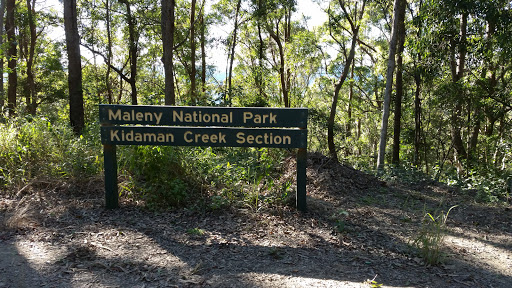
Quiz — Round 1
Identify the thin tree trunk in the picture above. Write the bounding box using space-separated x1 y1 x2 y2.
200 12 206 95
346 64 354 139
26 0 37 115
392 3 406 165
227 0 242 106
162 0 175 105
190 0 197 104
122 0 138 104
106 0 113 104
414 70 422 166
327 0 367 161
377 0 406 170
450 12 468 165
64 0 84 134
257 21 265 100
413 0 423 168
269 30 289 108
0 0 6 111
6 0 16 117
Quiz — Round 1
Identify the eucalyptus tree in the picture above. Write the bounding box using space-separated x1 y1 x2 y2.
326 0 368 161
161 0 175 104
255 0 297 108
214 0 245 105
17 0 63 115
377 0 406 169
0 0 5 111
6 0 16 117
64 0 84 134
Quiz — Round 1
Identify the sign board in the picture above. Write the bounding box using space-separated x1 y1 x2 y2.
99 104 308 211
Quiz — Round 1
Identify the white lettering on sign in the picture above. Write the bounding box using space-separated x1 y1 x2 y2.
183 131 227 144
110 130 174 143
243 112 277 124
235 132 291 145
108 109 163 125
173 111 232 124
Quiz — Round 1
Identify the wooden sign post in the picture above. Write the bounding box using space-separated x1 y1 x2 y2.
99 105 308 211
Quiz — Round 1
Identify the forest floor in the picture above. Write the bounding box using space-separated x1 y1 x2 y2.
0 153 511 288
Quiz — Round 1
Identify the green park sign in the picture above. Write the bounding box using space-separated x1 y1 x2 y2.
99 104 308 211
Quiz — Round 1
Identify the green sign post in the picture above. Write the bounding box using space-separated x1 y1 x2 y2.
99 104 308 211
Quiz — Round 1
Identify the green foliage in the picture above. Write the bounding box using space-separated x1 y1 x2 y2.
187 147 290 209
0 117 102 188
121 146 190 208
412 205 458 266
378 165 433 185
186 227 205 236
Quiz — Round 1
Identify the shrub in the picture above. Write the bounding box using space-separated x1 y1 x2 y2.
412 205 457 265
0 117 102 188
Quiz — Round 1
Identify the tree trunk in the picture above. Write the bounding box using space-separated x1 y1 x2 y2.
64 0 84 135
327 32 358 161
190 0 197 104
0 0 6 111
346 64 354 139
414 70 422 166
6 0 16 117
119 0 138 105
327 0 367 161
272 32 289 108
392 2 406 165
257 20 265 100
377 0 406 170
227 0 242 106
106 0 113 104
200 12 206 95
26 0 37 115
450 12 468 166
162 0 175 105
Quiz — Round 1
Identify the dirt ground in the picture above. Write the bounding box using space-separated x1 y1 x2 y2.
1 153 511 287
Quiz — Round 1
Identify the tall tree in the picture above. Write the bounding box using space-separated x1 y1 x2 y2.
377 0 406 169
264 0 294 107
162 0 175 105
449 11 468 166
0 0 5 111
391 0 407 165
24 0 38 115
327 0 368 161
189 0 197 104
119 0 138 105
226 0 243 106
5 0 16 117
64 0 84 134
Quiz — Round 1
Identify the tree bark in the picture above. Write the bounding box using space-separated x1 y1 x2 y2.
377 0 406 170
26 0 37 115
327 0 367 161
392 0 406 165
162 0 175 105
226 0 242 106
106 0 113 104
6 0 16 117
119 0 138 105
450 12 468 165
200 12 206 95
190 0 197 104
64 0 84 134
0 0 5 111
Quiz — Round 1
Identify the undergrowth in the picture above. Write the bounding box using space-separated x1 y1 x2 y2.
0 117 102 189
412 205 458 265
1 116 291 210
